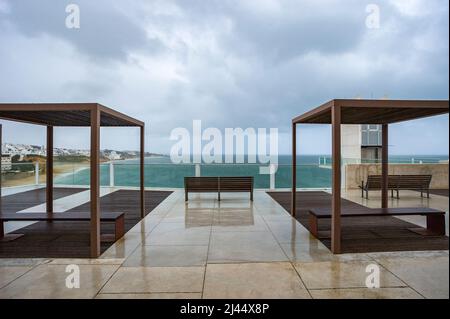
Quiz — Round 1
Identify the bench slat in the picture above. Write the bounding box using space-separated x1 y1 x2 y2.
184 176 253 201
309 207 444 218
0 212 124 222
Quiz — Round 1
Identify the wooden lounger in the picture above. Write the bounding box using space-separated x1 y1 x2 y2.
184 176 253 201
308 207 446 238
0 212 125 242
359 175 432 199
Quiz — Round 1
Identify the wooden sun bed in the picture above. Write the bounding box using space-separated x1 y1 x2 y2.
308 207 446 238
184 176 253 201
0 212 125 242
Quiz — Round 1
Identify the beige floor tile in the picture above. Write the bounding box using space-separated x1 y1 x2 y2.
216 199 254 209
146 223 211 245
96 292 201 299
165 207 214 217
99 233 146 259
281 243 371 263
294 260 405 289
260 214 295 221
123 245 208 267
162 209 215 226
373 255 449 299
128 217 162 233
0 264 119 299
101 266 204 293
2 188 447 300
181 196 217 209
48 258 125 265
161 217 213 227
212 214 268 232
0 258 49 267
367 250 449 259
0 266 33 289
208 231 288 263
203 262 310 299
265 221 317 244
310 287 423 299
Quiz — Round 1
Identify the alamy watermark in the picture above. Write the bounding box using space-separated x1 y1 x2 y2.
65 264 80 289
170 120 278 174
365 263 380 288
366 4 380 29
65 4 80 29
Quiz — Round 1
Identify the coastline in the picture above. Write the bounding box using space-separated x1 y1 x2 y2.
1 155 448 189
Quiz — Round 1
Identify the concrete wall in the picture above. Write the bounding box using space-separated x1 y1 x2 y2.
345 163 449 189
341 124 361 162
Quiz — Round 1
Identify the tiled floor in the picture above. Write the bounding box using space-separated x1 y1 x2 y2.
0 189 448 299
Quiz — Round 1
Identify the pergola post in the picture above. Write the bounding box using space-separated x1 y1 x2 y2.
140 125 145 219
291 122 297 216
90 108 101 258
46 126 54 215
0 124 2 202
381 124 389 209
331 103 341 254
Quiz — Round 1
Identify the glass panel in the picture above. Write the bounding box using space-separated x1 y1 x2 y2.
362 131 368 145
2 155 449 190
368 131 379 145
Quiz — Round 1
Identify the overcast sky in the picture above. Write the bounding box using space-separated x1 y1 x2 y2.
0 0 448 155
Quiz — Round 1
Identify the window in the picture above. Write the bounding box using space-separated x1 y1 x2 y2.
361 124 382 146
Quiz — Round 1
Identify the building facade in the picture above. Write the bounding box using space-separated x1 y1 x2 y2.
342 124 382 163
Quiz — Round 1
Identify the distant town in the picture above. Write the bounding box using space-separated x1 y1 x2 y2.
1 143 165 171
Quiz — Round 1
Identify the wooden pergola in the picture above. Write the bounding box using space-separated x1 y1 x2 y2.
291 99 449 254
0 103 145 257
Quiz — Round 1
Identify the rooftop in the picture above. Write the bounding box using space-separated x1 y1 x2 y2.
0 186 448 299
293 99 449 124
0 103 144 127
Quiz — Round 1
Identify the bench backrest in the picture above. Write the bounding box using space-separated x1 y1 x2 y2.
184 177 219 192
219 176 253 192
184 176 253 192
366 175 395 189
394 175 432 189
366 175 432 189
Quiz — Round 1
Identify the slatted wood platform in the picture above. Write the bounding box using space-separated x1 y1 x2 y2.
267 191 449 253
0 189 172 258
1 187 85 213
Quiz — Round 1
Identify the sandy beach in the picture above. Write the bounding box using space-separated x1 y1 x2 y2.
1 162 88 188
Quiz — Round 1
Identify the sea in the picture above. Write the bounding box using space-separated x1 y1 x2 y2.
54 155 449 189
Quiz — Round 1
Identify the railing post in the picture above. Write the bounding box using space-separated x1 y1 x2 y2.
269 163 275 190
195 163 201 177
35 162 39 185
109 161 114 187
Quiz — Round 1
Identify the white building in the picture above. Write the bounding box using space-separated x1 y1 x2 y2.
106 151 121 160
341 124 382 164
1 154 12 171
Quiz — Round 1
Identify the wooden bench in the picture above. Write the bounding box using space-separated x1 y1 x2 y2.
184 176 253 201
308 207 446 238
0 212 125 242
359 175 432 199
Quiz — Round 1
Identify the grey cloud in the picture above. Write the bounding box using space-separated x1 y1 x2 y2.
3 0 163 61
0 0 448 154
